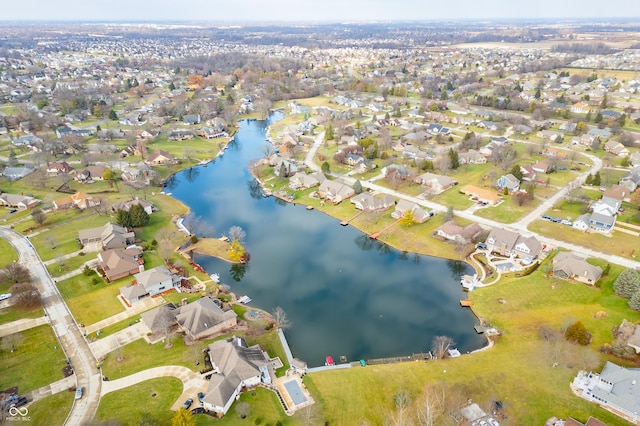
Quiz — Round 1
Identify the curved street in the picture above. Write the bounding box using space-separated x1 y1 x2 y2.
0 226 101 426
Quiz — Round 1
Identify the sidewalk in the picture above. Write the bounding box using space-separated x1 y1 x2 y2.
0 316 49 338
26 376 76 404
89 322 148 359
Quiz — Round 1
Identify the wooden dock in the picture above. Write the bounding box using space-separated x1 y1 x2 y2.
365 353 431 365
369 218 401 239
460 299 474 307
341 210 364 226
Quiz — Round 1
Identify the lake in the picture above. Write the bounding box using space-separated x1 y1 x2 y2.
167 114 486 367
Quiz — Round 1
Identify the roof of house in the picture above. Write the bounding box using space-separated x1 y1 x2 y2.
140 303 179 334
119 283 148 301
99 247 142 280
134 266 172 289
175 297 237 338
591 362 640 416
553 251 603 283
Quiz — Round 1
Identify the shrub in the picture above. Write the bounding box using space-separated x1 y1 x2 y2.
565 320 591 345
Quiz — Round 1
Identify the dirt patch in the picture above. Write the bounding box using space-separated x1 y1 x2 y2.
62 365 74 377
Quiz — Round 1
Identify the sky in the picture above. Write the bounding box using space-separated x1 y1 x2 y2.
1 0 638 22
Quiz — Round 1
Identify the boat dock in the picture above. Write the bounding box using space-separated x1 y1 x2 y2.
460 299 474 307
340 210 364 226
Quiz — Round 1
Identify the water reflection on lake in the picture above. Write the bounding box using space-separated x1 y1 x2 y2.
169 116 486 367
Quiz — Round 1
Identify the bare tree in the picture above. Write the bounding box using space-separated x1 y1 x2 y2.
272 306 291 330
416 385 444 426
228 226 246 244
0 263 31 285
183 214 215 238
235 401 251 419
430 335 454 360
45 235 58 250
31 209 46 227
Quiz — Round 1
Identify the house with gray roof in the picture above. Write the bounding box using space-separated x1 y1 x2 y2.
78 222 135 251
588 212 616 234
590 196 620 217
202 336 273 416
175 297 237 341
485 228 542 263
620 166 640 192
289 171 325 189
414 172 456 194
119 265 181 305
0 192 40 210
552 252 603 285
350 193 395 212
573 361 640 425
435 221 483 245
2 166 34 181
496 173 520 193
318 179 355 204
391 199 431 223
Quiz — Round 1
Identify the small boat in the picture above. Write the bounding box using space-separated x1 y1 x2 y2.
460 299 474 307
325 356 335 366
306 205 314 210
238 295 252 304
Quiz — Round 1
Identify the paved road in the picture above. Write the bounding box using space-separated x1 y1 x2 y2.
303 131 324 172
0 226 101 426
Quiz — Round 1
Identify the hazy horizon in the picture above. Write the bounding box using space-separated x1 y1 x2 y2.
1 0 639 23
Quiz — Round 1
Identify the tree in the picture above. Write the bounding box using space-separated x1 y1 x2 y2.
565 320 591 345
443 205 454 222
448 148 459 170
321 162 331 174
353 180 363 194
431 335 454 359
7 149 18 167
0 264 30 285
228 240 246 262
31 209 46 227
171 408 195 426
416 384 445 426
592 171 601 186
400 210 415 227
129 204 150 227
272 306 291 330
614 268 640 299
114 209 132 228
228 226 246 244
324 123 334 142
109 109 118 121
509 164 523 182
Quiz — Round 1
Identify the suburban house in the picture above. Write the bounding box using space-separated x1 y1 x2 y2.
391 199 431 223
202 336 274 416
459 185 501 206
98 247 144 282
168 129 194 141
274 159 298 177
0 192 40 210
53 192 101 211
620 166 640 192
350 193 395 212
604 140 630 157
458 149 487 165
496 174 520 193
175 297 238 341
573 361 640 425
74 165 106 183
119 265 182 305
485 228 542 263
2 166 34 181
435 221 483 245
111 199 155 215
591 196 620 217
532 158 553 174
289 171 325 189
588 212 616 234
183 114 201 125
140 303 180 339
520 165 537 182
318 180 355 204
146 150 177 165
603 185 630 203
630 152 640 167
552 252 603 285
78 222 135 251
570 102 591 114
542 147 568 159
414 172 456 194
572 214 591 231
538 130 563 143
200 126 226 139
46 161 73 176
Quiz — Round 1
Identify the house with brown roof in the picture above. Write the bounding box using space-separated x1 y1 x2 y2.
0 192 40 210
46 161 72 176
542 147 568 159
414 172 456 194
175 297 238 341
459 185 501 206
435 221 483 245
485 228 542 263
602 184 630 203
98 247 143 282
552 252 603 285
145 150 177 165
532 158 553 173
318 179 355 204
604 140 630 157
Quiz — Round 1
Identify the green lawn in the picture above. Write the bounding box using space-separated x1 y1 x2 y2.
474 194 541 223
47 252 94 278
56 274 125 325
0 303 44 326
26 390 74 426
0 325 67 393
209 387 295 425
95 377 183 425
0 237 18 268
307 261 636 425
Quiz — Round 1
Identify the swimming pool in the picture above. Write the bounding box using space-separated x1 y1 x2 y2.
283 379 308 406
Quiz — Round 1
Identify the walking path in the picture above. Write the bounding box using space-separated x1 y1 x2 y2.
0 316 50 338
26 376 76 405
89 322 149 360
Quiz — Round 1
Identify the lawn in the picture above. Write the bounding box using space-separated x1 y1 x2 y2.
474 194 541 223
47 252 94 278
25 390 74 426
56 274 125 325
0 303 44 326
0 237 18 268
0 325 67 394
307 261 636 425
95 377 183 425
208 387 295 426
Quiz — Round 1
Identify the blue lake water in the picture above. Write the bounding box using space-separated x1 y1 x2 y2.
167 114 486 367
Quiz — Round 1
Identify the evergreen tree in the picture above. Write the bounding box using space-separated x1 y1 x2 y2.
448 148 460 170
109 109 118 121
168 81 176 91
594 111 603 123
585 174 593 185
629 289 640 311
324 124 334 142
129 204 150 227
614 268 640 299
509 164 523 181
354 180 363 194
114 210 132 228
592 171 601 186
321 162 330 174
7 149 18 167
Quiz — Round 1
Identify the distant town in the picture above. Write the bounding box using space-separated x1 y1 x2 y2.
1 19 640 426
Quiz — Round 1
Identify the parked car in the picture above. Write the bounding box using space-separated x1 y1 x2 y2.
487 418 500 426
476 242 487 250
542 215 552 220
197 392 205 405
8 209 17 214
0 293 11 301
74 386 84 400
183 398 193 410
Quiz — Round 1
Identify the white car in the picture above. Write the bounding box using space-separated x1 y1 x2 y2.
0 293 12 301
